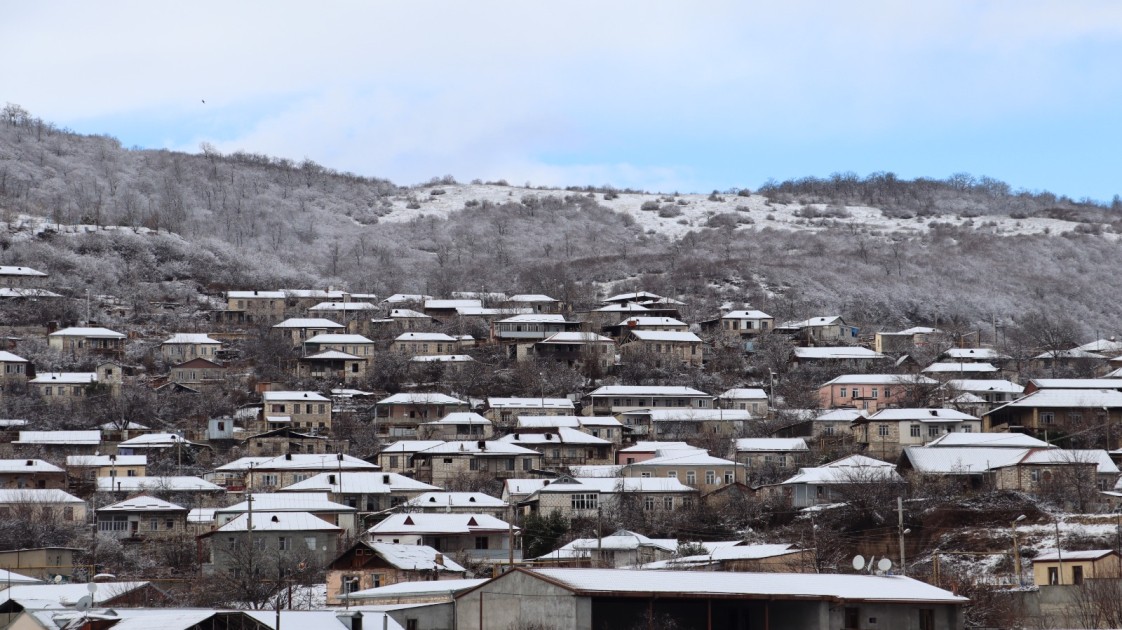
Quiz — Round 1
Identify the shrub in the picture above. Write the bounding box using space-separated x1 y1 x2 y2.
406 202 421 210
641 201 660 212
429 189 446 196
707 191 726 202
737 188 752 197
658 204 682 218
735 205 751 212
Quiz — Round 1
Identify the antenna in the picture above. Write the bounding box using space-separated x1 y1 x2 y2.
852 555 865 571
75 595 92 612
53 575 63 584
878 558 893 573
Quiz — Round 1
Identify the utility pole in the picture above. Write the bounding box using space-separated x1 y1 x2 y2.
597 506 603 567
1055 519 1064 585
897 496 906 576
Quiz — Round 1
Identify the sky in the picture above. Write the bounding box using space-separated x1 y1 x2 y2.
4 1 1122 200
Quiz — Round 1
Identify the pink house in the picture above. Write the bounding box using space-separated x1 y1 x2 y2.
818 374 937 412
615 441 698 465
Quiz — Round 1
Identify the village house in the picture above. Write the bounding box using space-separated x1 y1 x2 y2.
522 332 617 371
375 393 470 438
983 388 1122 442
779 454 904 508
519 476 699 520
11 430 101 457
485 397 575 424
923 362 1001 378
454 567 966 630
304 333 377 357
383 293 432 307
416 412 494 441
622 449 744 494
96 476 226 509
699 309 774 340
410 354 475 371
817 374 937 412
628 408 752 439
199 511 343 576
0 265 48 287
873 326 942 354
325 541 466 605
211 452 378 492
159 333 221 363
116 432 201 457
620 329 704 368
583 302 656 330
47 326 126 357
491 313 581 342
504 294 562 313
606 316 690 338
279 471 438 514
29 363 122 402
167 357 227 391
516 415 625 445
393 331 459 356
422 298 482 318
1032 549 1120 586
0 351 29 393
411 440 544 487
0 459 66 490
0 488 87 522
853 408 982 460
260 390 332 432
297 349 368 382
215 491 359 535
944 378 1025 406
367 513 519 561
583 385 713 417
272 317 346 346
993 448 1119 499
96 495 189 539
533 529 680 568
614 441 700 465
811 408 864 440
639 543 816 574
780 315 856 345
734 438 810 471
718 387 769 416
307 301 379 324
383 307 434 331
375 440 446 475
219 290 287 324
66 454 146 487
498 427 614 467
240 427 329 456
792 346 887 369
280 289 350 310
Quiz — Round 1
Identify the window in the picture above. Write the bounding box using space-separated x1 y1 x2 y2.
475 536 489 550
845 607 859 630
928 425 940 438
407 620 419 630
505 458 515 471
1068 412 1083 425
1030 469 1040 482
571 494 598 510
839 387 847 398
469 458 479 471
823 424 835 436
1048 567 1059 585
667 471 677 479
389 455 399 468
686 471 696 485
910 424 921 438
877 424 889 437
962 424 973 433
705 471 716 485
871 388 878 399
852 388 861 398
279 536 290 551
664 496 674 510
919 609 935 630
305 536 317 551
63 507 74 520
523 458 533 471
150 518 159 531
641 472 651 478
724 471 734 484
1073 565 1084 585
884 388 892 398
644 496 655 510
1041 412 1055 425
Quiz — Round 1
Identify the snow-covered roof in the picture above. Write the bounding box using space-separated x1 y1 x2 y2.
497 313 569 323
487 397 574 410
922 362 999 373
735 438 809 452
1029 378 1122 390
618 441 700 453
0 459 62 474
0 419 28 428
594 302 651 312
795 347 884 360
630 450 736 467
640 544 803 569
29 372 97 384
261 390 330 402
213 511 342 533
1076 339 1122 354
117 433 191 448
280 471 438 494
410 354 474 362
604 291 664 303
508 294 558 303
388 308 429 318
1034 549 1115 562
720 388 768 399
532 477 695 494
98 495 186 512
897 326 941 335
1011 449 1119 473
418 441 541 456
865 408 979 423
215 453 377 471
378 440 447 454
924 432 1051 448
347 578 486 599
97 476 224 492
645 409 751 422
901 446 1029 474
945 379 1025 394
303 350 363 360
540 332 614 344
0 351 28 362
14 430 100 445
395 332 458 342
722 310 772 319
942 348 1011 360
991 388 1122 411
369 513 513 535
499 427 611 446
49 327 125 338
273 318 345 328
403 492 507 509
822 374 936 386
383 293 433 304
228 290 285 298
424 412 491 426
618 316 686 327
588 385 710 397
1034 349 1107 360
0 265 46 277
626 330 702 343
0 488 84 504
815 409 867 422
0 568 41 585
308 301 378 311
163 333 220 345
378 392 467 405
782 455 902 486
188 508 217 523
67 455 147 467
785 316 845 328
516 415 622 429
1 581 152 606
424 299 481 309
305 333 375 344
362 542 467 572
520 568 966 602
218 492 355 514
568 465 624 477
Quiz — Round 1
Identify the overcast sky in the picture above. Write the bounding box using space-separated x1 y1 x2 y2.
5 1 1122 200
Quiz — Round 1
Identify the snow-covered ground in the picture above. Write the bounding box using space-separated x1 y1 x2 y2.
377 183 1108 241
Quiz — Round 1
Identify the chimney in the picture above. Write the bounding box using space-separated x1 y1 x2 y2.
382 474 390 484
335 612 363 630
271 515 280 523
25 460 33 466
328 474 336 484
477 440 486 450
285 453 293 461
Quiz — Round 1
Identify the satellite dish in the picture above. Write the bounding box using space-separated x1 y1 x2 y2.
87 582 98 594
878 558 893 573
852 555 866 571
75 595 92 612
53 575 63 584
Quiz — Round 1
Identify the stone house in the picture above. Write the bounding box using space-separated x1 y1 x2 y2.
498 428 613 467
367 513 518 562
0 488 87 522
485 397 576 425
622 450 744 494
818 374 938 413
583 385 713 418
260 391 332 433
279 471 438 515
223 290 287 323
410 441 543 487
96 495 189 539
199 511 343 577
734 438 810 471
159 333 221 363
47 327 126 357
66 454 146 487
718 388 769 416
240 428 329 457
416 412 494 441
325 541 466 605
29 362 122 402
0 351 29 393
375 393 470 438
1032 549 1120 586
272 317 346 346
393 332 459 356
524 332 616 371
0 459 66 490
375 440 447 475
515 415 625 445
984 389 1122 444
0 265 47 287
520 476 699 520
491 314 581 342
853 408 982 460
168 357 227 391
620 330 703 368
779 455 904 508
215 492 358 536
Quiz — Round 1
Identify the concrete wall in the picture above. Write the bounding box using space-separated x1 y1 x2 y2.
456 570 589 630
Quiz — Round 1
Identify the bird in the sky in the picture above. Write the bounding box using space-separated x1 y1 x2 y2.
201 99 206 104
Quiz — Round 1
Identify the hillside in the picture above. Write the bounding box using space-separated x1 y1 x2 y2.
1 105 1121 336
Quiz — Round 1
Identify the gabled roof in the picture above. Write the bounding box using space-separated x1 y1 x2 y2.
945 379 1024 394
508 294 558 303
531 477 696 495
786 316 845 328
212 511 342 533
29 372 97 384
395 332 458 342
0 459 63 473
924 432 1051 448
369 513 514 535
603 291 664 303
626 330 702 343
1006 449 1119 473
922 362 999 373
280 471 438 494
388 308 430 318
261 390 330 402
358 542 467 572
347 578 486 599
305 333 375 344
487 397 574 409
49 327 125 338
1034 549 1115 562
97 476 224 492
865 408 978 423
901 446 1029 474
720 388 768 399
588 385 710 397
424 412 491 426
822 374 936 386
117 433 192 448
377 392 467 405
378 440 447 454
14 431 100 445
215 453 377 471
302 350 363 360
942 348 1011 360
499 427 611 446
782 455 902 486
417 441 541 456
497 313 569 323
516 415 622 429
0 265 46 277
540 332 614 344
0 488 84 504
593 303 651 313
98 495 186 512
722 310 772 319
795 347 884 360
630 450 736 467
618 316 687 327
815 409 867 422
618 441 699 453
228 290 286 298
308 301 378 311
645 409 751 422
735 438 809 452
163 333 220 345
403 492 507 509
217 492 355 514
67 455 147 467
1028 378 1122 390
171 357 224 369
0 351 28 363
989 388 1122 413
273 318 345 328
382 293 433 304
